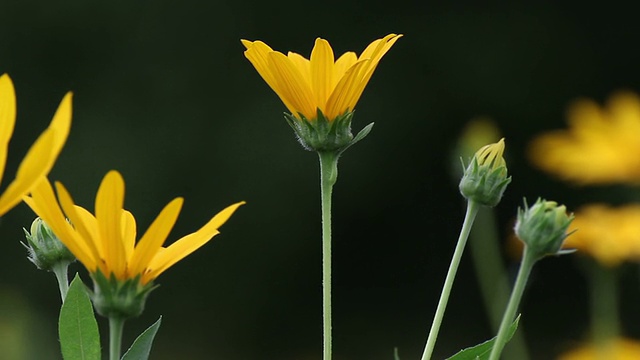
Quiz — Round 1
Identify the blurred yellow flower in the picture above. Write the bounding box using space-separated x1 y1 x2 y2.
242 34 402 121
0 74 71 216
24 171 244 285
529 92 640 185
563 204 640 267
558 338 640 360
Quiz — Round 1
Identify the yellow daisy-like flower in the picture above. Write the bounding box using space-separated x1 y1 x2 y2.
0 73 71 216
242 34 402 121
562 204 640 267
529 92 640 185
558 338 640 360
24 171 244 286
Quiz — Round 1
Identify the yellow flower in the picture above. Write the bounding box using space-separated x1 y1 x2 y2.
242 34 402 121
529 92 640 185
0 74 71 216
24 171 244 285
562 204 640 267
558 338 640 360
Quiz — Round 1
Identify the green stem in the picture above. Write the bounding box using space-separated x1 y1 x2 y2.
318 151 338 360
421 200 480 360
469 207 530 360
109 316 126 360
589 264 619 359
51 262 70 302
488 246 537 360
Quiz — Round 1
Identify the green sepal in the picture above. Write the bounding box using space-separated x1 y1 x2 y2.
459 157 511 207
59 274 101 360
121 316 162 360
284 109 371 153
445 315 520 360
90 270 157 319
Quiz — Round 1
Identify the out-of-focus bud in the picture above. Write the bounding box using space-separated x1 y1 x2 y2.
515 198 575 259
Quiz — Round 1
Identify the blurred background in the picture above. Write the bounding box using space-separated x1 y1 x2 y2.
2 1 640 359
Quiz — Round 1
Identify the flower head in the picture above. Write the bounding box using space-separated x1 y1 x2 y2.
24 171 244 285
242 34 402 121
0 74 71 216
24 171 244 317
459 138 511 206
529 92 640 185
558 337 640 360
515 198 574 259
562 204 640 267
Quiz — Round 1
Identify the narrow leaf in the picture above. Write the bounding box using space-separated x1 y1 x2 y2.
445 315 521 360
121 316 162 360
59 274 101 360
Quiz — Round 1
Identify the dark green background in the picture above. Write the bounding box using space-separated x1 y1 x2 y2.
1 1 640 359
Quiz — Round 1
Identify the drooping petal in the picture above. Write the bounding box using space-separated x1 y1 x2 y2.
0 74 17 187
310 38 335 111
55 181 104 272
23 178 95 270
95 171 127 278
268 52 316 119
145 201 245 281
0 130 56 215
128 197 183 276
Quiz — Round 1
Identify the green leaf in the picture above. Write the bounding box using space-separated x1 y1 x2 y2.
59 274 101 360
121 316 162 360
445 315 521 360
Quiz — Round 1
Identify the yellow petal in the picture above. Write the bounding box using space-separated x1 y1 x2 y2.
121 210 137 265
334 52 358 84
0 129 56 215
128 197 183 276
24 177 95 270
348 34 402 110
310 38 335 110
268 52 317 119
325 60 369 120
55 181 104 271
95 170 127 277
145 201 245 281
0 74 17 187
287 52 311 86
48 92 73 161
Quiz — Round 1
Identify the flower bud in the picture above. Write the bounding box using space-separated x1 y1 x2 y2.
22 217 75 271
515 198 574 259
459 138 511 206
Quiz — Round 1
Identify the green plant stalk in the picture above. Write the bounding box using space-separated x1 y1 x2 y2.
590 264 619 359
469 207 530 360
488 246 537 360
51 262 70 302
318 151 339 360
421 200 480 360
109 316 126 360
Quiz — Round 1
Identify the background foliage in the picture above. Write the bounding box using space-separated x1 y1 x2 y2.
2 1 640 359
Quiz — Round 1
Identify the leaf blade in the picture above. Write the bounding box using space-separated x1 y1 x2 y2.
121 316 162 360
445 315 521 360
59 274 101 360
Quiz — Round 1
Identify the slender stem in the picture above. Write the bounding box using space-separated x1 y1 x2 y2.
469 207 530 360
51 262 70 302
488 246 537 360
421 200 480 360
589 264 619 359
109 316 126 360
318 151 338 360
